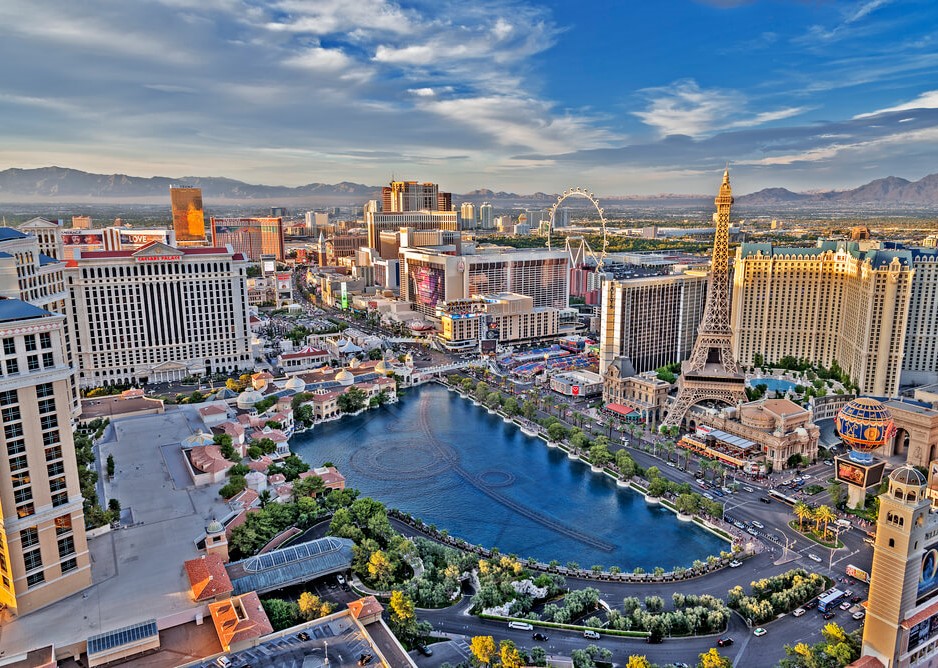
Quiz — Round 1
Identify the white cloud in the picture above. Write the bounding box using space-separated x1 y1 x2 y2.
263 0 415 35
854 90 938 118
633 80 805 138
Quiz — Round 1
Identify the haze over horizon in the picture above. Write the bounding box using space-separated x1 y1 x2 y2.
2 0 938 196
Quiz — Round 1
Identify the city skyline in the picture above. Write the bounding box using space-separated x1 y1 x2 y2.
1 1 938 195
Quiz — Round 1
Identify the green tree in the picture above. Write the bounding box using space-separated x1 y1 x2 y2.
547 422 569 442
616 450 639 478
262 598 300 630
337 387 368 413
502 397 519 416
589 443 613 468
828 480 846 508
106 453 115 477
522 400 537 419
367 550 394 589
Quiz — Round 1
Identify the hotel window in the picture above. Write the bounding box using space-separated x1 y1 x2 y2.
60 557 77 574
2 338 14 355
57 536 75 558
5 358 18 375
0 389 16 405
36 382 54 398
24 335 37 352
20 527 39 548
39 332 52 349
26 571 45 588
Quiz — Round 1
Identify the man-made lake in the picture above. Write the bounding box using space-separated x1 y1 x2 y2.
292 384 727 570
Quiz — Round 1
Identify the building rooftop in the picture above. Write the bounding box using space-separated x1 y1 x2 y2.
184 554 234 602
87 619 159 660
226 537 354 595
208 591 273 651
0 299 50 323
0 227 29 241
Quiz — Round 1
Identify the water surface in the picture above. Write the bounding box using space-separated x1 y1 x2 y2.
292 384 726 570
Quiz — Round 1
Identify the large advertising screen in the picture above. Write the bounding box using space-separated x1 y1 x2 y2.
835 458 887 489
62 231 104 246
908 609 938 649
410 263 444 309
919 542 938 604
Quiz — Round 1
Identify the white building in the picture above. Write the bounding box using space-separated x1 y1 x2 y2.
479 202 494 230
460 202 475 228
65 242 253 387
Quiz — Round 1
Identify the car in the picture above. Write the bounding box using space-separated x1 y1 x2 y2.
747 527 759 536
583 629 601 639
215 658 233 668
793 476 803 482
733 521 746 529
851 595 862 603
792 608 806 617
297 631 311 641
416 644 434 656
508 621 533 630
703 492 714 500
717 637 734 647
823 460 834 466
823 612 836 620
337 574 347 585
753 627 767 637
760 496 772 504
532 632 549 641
864 537 876 546
357 653 374 666
840 601 852 610
751 520 765 529
742 486 755 493
729 560 742 568
853 611 866 620
713 490 725 497
808 553 822 562
844 589 854 597
805 600 818 609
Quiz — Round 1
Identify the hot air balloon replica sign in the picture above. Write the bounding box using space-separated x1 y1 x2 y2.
834 397 894 509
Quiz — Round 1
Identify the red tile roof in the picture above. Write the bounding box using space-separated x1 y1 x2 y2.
347 596 383 622
184 554 234 602
847 657 885 668
902 599 938 629
209 591 273 651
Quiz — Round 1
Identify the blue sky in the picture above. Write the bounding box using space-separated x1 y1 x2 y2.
1 0 937 195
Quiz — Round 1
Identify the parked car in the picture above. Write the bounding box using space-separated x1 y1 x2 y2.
508 621 533 630
733 521 746 529
840 601 852 610
851 595 863 603
337 574 347 585
717 637 734 647
792 608 806 617
853 611 866 620
742 486 755 493
805 600 818 609
416 644 433 657
753 628 767 637
823 612 836 620
215 658 232 668
583 629 601 640
729 560 742 568
751 520 765 529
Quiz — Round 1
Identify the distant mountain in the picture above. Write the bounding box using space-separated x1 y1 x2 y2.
0 167 380 202
4 166 938 207
738 174 938 206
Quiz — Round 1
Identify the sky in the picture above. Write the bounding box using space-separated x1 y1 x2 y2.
2 0 938 196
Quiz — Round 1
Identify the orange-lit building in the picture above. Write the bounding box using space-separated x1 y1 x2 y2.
170 186 206 242
210 217 285 261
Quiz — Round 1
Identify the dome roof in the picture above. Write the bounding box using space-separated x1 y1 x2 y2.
375 359 390 375
349 357 361 368
183 431 215 447
207 519 224 535
237 388 264 408
335 369 355 386
890 465 926 486
284 376 306 392
835 397 896 452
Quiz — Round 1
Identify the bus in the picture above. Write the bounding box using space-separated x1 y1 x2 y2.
769 489 798 506
818 589 846 613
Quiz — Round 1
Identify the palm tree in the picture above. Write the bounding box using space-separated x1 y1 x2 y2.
816 505 837 539
793 501 812 531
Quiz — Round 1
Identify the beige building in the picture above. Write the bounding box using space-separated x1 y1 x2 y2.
366 209 459 251
689 398 819 472
731 242 914 397
602 361 672 428
903 248 938 387
438 293 560 351
65 242 253 387
598 271 708 376
861 467 938 667
0 300 91 615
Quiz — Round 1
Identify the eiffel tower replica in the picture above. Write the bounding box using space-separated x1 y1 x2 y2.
661 169 746 429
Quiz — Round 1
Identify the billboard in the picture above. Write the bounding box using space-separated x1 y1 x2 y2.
480 339 497 354
835 457 887 489
62 231 104 246
485 318 500 340
919 542 938 604
340 282 348 310
119 230 170 246
908 610 938 650
410 263 444 309
845 564 869 583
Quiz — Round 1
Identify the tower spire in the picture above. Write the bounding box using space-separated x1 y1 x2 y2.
660 169 746 429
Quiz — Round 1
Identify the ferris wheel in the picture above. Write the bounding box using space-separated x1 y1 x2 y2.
546 187 608 269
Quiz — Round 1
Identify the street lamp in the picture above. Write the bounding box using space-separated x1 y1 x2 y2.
828 525 843 573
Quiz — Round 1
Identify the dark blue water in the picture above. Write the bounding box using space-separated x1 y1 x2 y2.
291 384 727 570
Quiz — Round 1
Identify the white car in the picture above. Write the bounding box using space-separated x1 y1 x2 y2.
808 553 822 563
792 608 806 617
751 520 765 529
753 627 767 637
852 611 866 620
583 629 601 639
839 601 852 611
729 560 742 568
742 486 755 493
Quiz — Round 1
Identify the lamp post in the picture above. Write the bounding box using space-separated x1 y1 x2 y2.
828 525 843 573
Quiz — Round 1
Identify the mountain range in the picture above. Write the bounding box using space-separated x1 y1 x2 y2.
3 166 938 207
